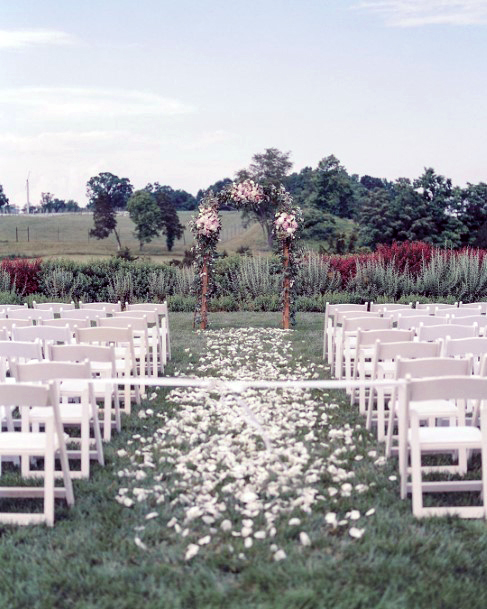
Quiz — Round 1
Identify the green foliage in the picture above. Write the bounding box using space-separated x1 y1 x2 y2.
127 190 164 250
88 172 133 249
236 148 293 247
347 259 415 301
0 290 20 305
146 183 185 251
0 183 9 208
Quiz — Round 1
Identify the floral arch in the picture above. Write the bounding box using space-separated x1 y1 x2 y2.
190 180 302 330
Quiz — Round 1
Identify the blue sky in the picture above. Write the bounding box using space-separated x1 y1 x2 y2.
0 0 486 206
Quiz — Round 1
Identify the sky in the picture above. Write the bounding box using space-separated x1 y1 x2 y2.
0 0 486 207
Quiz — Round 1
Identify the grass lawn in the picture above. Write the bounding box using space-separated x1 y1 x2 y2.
0 212 269 261
1 313 487 609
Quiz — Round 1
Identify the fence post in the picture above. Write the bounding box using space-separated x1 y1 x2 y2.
16 227 18 242
27 226 30 242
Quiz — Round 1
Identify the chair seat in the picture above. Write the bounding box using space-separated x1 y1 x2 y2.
0 431 64 454
408 426 482 447
392 399 457 417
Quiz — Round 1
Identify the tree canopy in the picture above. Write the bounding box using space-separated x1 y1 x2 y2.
87 172 133 249
0 184 9 209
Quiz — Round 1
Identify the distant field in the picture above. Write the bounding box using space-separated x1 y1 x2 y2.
0 211 269 261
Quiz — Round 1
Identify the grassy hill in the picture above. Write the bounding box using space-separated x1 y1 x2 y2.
0 211 269 262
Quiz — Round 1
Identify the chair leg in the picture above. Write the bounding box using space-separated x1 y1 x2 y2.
44 444 55 527
410 439 424 517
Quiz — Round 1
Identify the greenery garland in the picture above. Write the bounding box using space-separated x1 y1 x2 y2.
191 180 302 328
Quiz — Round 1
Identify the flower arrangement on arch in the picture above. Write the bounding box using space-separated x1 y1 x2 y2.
274 211 299 240
226 179 265 208
194 206 221 237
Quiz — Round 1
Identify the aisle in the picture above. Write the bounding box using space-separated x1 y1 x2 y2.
115 327 378 560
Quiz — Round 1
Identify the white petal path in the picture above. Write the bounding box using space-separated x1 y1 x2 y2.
115 327 376 559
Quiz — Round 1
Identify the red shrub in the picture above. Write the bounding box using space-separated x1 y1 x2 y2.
1 258 42 295
375 242 434 276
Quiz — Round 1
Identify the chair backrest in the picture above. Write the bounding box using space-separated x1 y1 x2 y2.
335 311 382 326
459 302 487 314
75 325 133 345
0 339 43 361
7 308 55 322
0 381 51 409
32 301 75 312
416 302 457 310
374 340 441 362
396 315 449 330
449 314 485 326
417 323 478 342
97 316 148 332
395 355 472 380
114 310 158 324
0 318 33 338
125 302 168 315
60 309 107 321
0 328 7 341
12 359 92 383
0 304 28 313
369 303 412 313
325 303 369 327
395 308 435 319
40 318 91 330
79 301 121 312
342 316 392 333
404 375 487 403
49 343 116 371
442 336 487 359
11 324 72 345
356 328 414 348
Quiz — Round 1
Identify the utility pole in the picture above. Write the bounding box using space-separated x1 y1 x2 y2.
26 171 31 214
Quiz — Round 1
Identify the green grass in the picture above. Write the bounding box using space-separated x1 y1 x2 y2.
0 211 269 262
1 313 487 609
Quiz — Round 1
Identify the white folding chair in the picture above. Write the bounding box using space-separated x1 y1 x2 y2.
0 382 74 526
369 303 413 313
441 336 487 373
75 325 140 413
364 341 441 446
335 315 392 382
322 303 369 364
416 302 457 311
443 306 482 317
352 328 414 415
402 376 487 519
49 343 121 442
11 360 104 479
125 301 171 365
0 318 34 339
114 310 161 375
392 356 473 499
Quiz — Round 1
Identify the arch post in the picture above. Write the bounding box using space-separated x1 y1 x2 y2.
282 239 291 330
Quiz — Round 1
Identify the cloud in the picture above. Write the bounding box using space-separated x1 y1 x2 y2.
0 130 158 153
0 87 195 118
355 0 487 26
179 130 235 150
0 29 75 49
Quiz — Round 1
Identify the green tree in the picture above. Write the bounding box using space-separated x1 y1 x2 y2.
313 155 357 218
456 182 487 246
87 172 133 250
145 183 185 251
235 148 293 247
0 184 9 210
127 190 164 250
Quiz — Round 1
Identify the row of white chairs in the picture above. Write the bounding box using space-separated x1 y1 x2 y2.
0 301 171 526
324 303 487 518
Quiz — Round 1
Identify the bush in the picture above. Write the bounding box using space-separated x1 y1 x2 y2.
1 258 42 295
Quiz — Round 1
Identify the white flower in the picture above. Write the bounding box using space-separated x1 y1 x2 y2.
220 519 232 532
134 537 147 550
365 508 375 517
299 532 311 546
273 549 287 561
185 544 200 560
198 535 211 545
349 527 365 539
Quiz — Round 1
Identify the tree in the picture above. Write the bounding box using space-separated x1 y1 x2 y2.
235 148 293 247
40 193 81 213
456 182 487 246
145 183 185 251
313 155 357 219
196 178 232 208
87 172 133 250
0 184 9 210
127 190 164 250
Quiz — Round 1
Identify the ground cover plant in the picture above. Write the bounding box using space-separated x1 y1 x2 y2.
1 313 487 608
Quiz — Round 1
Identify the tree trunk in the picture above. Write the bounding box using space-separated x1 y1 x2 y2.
282 239 290 330
113 228 122 251
200 254 209 330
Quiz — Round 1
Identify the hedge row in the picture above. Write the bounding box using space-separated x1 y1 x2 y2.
1 242 487 311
